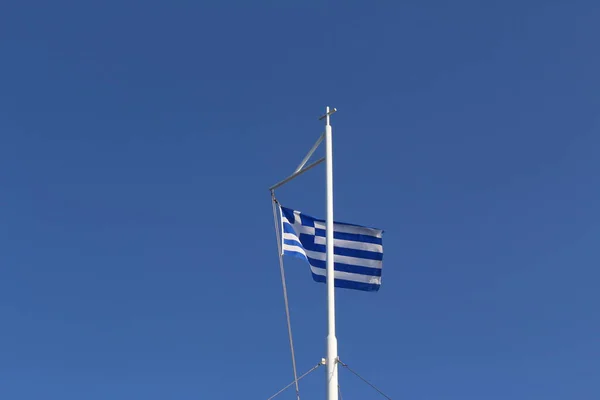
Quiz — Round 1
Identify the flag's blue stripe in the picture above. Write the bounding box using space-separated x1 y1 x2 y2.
311 274 380 292
286 222 382 245
281 206 381 236
307 257 382 277
299 213 315 228
281 207 296 223
282 206 382 231
282 207 316 227
282 222 297 235
283 249 308 261
313 229 382 245
300 238 383 260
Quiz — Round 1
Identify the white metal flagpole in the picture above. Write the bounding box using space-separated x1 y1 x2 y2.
321 106 338 400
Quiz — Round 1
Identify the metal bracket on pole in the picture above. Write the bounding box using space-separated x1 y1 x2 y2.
269 157 325 192
268 109 337 192
295 132 325 173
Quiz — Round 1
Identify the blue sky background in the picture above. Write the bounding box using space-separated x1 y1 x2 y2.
1 1 599 399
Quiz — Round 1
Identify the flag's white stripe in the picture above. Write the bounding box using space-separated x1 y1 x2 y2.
293 225 315 236
282 232 301 242
283 218 315 237
283 217 316 236
282 244 307 256
290 217 381 239
313 236 383 253
282 243 304 253
304 249 382 269
313 220 382 238
295 220 381 239
310 266 382 285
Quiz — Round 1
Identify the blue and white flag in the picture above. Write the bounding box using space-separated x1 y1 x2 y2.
279 204 384 292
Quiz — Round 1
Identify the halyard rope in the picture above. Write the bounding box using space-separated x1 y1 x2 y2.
270 192 300 400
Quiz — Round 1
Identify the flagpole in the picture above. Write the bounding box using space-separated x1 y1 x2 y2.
322 106 338 400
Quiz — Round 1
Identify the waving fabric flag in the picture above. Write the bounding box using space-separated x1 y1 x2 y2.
279 204 384 292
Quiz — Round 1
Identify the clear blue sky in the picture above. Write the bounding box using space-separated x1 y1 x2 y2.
1 1 599 399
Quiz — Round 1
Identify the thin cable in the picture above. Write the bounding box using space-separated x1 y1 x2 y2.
338 384 343 400
270 192 300 400
267 363 322 400
338 360 393 400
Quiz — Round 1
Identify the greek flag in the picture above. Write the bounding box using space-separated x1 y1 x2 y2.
279 204 384 292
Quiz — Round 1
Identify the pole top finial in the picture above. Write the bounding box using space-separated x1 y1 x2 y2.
319 107 337 125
